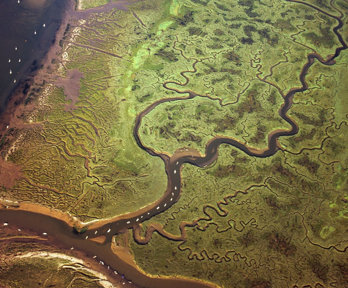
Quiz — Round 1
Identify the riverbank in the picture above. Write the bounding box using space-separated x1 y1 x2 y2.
0 217 136 288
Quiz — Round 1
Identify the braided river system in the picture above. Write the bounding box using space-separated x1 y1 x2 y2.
0 0 347 287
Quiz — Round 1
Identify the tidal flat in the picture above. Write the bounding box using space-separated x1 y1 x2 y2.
0 0 347 287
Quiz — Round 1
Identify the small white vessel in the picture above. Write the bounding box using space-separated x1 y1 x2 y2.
9 69 12 75
18 58 21 63
15 46 18 51
8 59 11 63
34 30 37 35
13 79 17 83
18 0 20 4
43 23 46 28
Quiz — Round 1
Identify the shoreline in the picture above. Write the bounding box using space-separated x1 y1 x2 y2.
0 0 76 139
0 199 79 228
1 220 137 288
0 0 137 140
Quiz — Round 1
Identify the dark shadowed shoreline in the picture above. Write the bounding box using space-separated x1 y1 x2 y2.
0 0 70 115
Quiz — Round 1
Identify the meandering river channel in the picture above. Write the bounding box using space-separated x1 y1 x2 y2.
1 1 347 287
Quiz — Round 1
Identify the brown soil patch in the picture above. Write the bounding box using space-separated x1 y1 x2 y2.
0 158 22 189
55 69 84 111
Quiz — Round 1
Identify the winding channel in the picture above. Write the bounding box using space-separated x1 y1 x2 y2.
1 1 347 287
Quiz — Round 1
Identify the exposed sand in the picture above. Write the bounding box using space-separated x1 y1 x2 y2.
16 252 117 288
0 200 80 228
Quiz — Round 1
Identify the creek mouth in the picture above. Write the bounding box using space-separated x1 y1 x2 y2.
0 0 69 114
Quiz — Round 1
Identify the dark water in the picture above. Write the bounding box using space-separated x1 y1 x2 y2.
0 0 68 114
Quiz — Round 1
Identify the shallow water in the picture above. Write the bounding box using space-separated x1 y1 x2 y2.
0 0 68 113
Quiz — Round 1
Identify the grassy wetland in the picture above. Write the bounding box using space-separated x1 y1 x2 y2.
0 0 347 287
